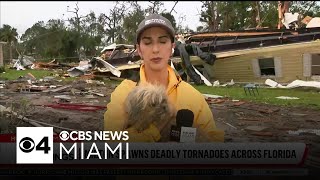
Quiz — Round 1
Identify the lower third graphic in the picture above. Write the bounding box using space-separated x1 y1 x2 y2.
16 127 53 164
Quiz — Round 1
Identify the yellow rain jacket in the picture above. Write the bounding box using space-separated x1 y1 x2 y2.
104 64 225 142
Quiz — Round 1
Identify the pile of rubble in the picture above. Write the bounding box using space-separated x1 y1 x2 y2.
204 94 320 169
0 73 117 134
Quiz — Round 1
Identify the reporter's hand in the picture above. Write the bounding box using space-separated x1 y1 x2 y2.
153 118 172 132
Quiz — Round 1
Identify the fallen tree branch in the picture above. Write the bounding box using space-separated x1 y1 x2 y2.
16 114 78 132
0 105 79 132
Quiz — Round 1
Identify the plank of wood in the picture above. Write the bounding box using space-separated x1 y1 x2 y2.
42 85 72 93
190 31 282 38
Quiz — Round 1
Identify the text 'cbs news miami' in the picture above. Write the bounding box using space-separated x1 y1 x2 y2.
13 127 308 167
16 127 129 164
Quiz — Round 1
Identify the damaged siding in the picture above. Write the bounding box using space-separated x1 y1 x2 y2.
211 41 320 83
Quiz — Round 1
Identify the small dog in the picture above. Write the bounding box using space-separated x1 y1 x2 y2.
124 83 175 132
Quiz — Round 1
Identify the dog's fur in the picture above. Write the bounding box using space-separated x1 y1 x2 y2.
124 83 176 132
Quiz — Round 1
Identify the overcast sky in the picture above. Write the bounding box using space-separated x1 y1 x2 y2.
0 1 204 37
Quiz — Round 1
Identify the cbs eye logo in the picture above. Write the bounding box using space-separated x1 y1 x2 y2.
59 131 69 141
19 137 50 154
16 127 53 164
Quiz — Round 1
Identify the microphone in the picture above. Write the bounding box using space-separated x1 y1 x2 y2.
170 109 196 142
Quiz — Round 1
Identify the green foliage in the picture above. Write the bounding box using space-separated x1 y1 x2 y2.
291 1 320 17
1 2 176 62
123 4 145 44
145 1 164 14
0 66 5 73
0 68 53 80
199 1 320 31
0 24 18 43
195 85 320 109
0 24 18 63
161 12 177 30
7 1 320 63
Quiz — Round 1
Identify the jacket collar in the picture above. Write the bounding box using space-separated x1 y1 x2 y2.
139 64 182 94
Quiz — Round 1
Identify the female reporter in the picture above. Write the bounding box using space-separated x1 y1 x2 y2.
104 14 224 142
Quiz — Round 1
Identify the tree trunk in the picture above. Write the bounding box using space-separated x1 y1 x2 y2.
0 44 4 67
113 12 116 43
255 1 261 28
9 42 13 66
209 1 219 32
278 1 290 29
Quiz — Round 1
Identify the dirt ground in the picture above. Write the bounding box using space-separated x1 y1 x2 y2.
0 79 319 169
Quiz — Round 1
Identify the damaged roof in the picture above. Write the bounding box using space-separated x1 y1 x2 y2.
101 43 135 53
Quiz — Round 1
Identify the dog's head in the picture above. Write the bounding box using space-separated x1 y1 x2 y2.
125 83 175 123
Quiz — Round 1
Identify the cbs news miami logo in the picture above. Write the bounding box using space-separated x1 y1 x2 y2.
16 127 53 164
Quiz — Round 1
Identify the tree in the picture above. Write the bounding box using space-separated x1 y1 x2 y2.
45 19 66 58
99 2 130 44
145 1 164 15
161 12 177 31
0 24 18 64
200 1 220 31
67 2 85 57
81 11 104 55
199 1 283 31
21 21 48 58
196 25 206 32
123 2 145 44
290 1 320 17
258 1 278 29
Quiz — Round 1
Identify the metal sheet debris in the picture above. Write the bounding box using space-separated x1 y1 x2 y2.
193 65 211 85
203 94 224 99
93 57 121 77
54 95 72 101
282 13 299 29
67 64 92 77
306 17 320 28
288 129 320 136
265 79 320 89
276 96 299 100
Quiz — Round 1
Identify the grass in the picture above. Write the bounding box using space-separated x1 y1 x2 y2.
194 85 320 109
0 67 121 86
1 67 319 109
0 68 54 80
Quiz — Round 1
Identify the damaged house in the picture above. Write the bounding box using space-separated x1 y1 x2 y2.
93 28 320 85
99 43 139 66
184 28 320 84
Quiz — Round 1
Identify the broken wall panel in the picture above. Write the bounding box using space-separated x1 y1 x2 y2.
211 41 320 83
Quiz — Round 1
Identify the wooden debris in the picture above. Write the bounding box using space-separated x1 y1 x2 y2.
222 121 237 129
88 91 105 97
238 117 271 122
43 85 71 93
1 104 78 132
245 126 269 132
233 101 246 106
109 76 126 81
250 132 274 137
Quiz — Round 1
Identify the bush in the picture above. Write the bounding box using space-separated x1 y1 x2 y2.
0 66 5 73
